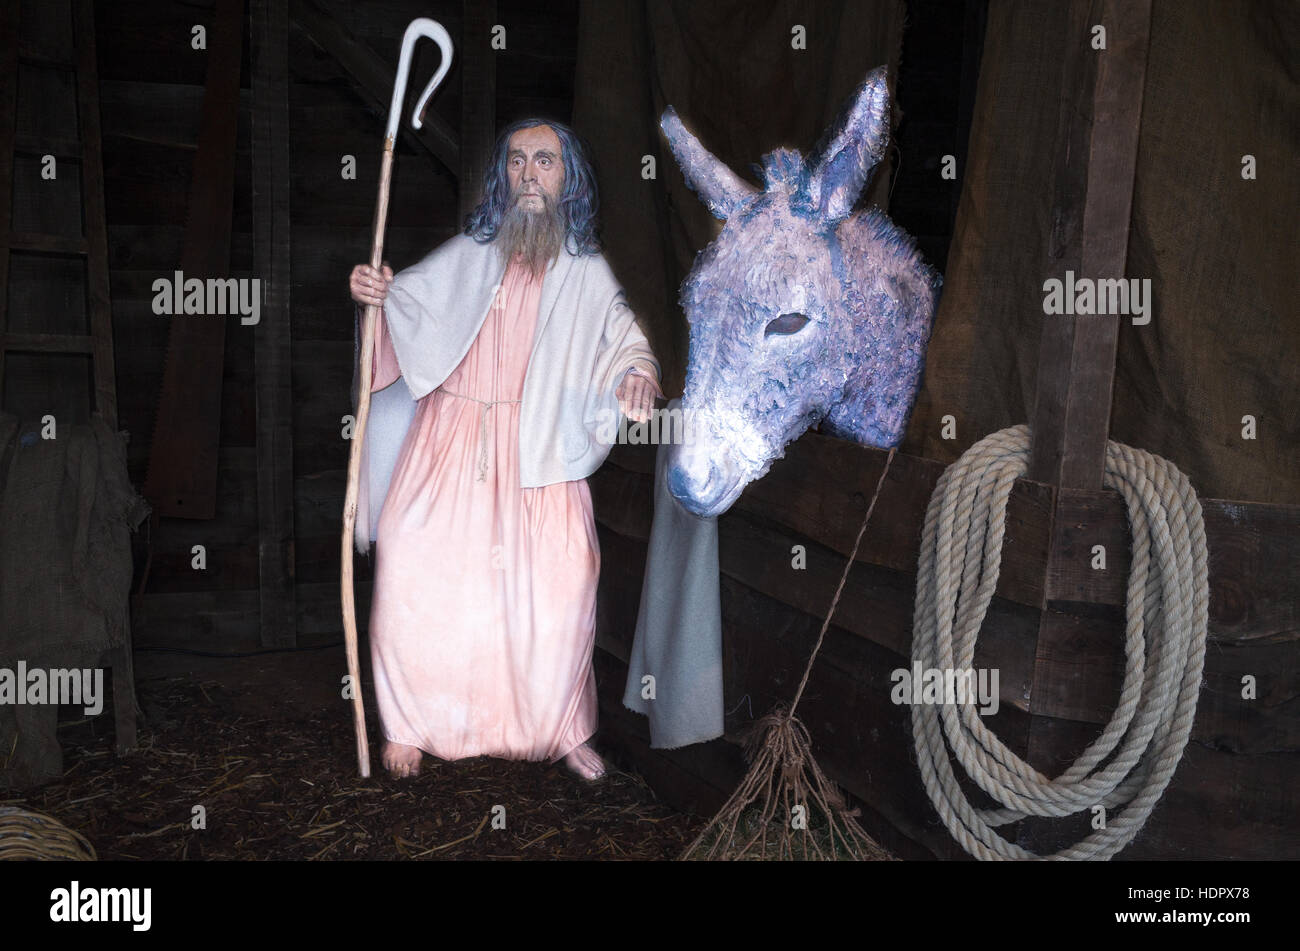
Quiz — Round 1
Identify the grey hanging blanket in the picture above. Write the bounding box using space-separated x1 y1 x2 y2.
622 397 724 748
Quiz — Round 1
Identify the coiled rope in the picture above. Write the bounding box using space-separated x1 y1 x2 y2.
911 424 1208 860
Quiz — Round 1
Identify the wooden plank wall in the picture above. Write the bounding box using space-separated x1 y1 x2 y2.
589 439 1300 860
105 0 577 645
98 1 256 633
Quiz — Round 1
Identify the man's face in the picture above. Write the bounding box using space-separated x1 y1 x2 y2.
506 125 564 212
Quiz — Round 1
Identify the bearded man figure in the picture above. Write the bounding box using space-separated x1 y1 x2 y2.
348 120 663 780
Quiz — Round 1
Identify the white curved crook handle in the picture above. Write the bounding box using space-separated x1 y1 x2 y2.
385 18 454 142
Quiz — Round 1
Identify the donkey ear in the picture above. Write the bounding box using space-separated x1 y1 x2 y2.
660 105 758 221
806 66 892 224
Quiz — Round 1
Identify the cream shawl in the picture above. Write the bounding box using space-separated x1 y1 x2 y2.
352 233 660 554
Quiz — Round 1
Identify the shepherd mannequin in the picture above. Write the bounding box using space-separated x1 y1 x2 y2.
348 119 663 781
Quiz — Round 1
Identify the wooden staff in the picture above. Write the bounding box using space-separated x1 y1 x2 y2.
341 19 453 777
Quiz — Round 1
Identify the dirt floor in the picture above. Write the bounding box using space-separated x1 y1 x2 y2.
4 645 706 860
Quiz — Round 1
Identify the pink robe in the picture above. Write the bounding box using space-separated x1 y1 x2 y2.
367 254 598 764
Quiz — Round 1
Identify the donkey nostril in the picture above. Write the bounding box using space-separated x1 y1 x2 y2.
668 456 727 509
666 463 693 501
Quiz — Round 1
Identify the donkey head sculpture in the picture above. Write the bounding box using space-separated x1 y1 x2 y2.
661 66 940 518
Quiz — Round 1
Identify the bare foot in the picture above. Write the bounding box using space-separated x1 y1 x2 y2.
382 741 422 779
564 742 606 781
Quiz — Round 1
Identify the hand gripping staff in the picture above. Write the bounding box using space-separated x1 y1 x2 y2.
341 20 453 778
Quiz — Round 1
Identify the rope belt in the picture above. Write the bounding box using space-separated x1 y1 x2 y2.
911 424 1208 860
438 387 521 482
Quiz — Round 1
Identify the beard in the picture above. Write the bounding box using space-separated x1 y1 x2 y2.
496 188 565 277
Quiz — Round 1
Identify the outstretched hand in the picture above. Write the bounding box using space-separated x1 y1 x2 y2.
616 367 664 423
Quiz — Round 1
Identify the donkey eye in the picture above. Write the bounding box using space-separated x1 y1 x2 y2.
764 312 810 337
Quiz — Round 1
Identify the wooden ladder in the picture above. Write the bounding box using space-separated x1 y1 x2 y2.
0 0 115 428
0 0 136 755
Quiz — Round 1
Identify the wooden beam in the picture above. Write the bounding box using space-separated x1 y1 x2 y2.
142 0 245 519
15 46 74 71
14 133 81 159
290 0 460 175
1028 0 1151 489
7 230 87 255
251 0 297 647
3 332 95 353
459 0 497 223
1018 0 1154 854
1057 5 1151 489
